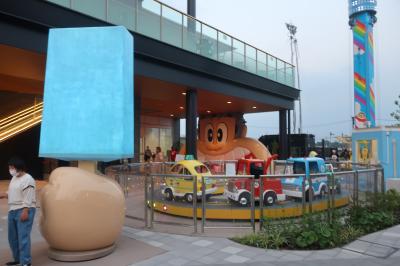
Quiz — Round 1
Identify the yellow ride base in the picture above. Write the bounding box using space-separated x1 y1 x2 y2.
152 197 350 220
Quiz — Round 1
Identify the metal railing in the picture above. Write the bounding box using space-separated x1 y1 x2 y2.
201 175 255 233
47 0 295 87
144 173 198 231
107 161 385 235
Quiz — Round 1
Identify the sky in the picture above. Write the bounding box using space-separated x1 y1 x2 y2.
160 0 400 141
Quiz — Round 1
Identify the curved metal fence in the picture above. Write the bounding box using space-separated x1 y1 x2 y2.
106 161 385 235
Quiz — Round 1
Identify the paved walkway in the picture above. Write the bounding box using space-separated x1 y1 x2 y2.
1 210 400 266
123 225 400 266
1 179 400 266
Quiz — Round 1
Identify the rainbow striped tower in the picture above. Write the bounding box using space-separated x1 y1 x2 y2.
349 0 377 128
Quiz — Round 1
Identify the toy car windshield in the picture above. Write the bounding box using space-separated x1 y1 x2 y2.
293 162 305 174
194 165 209 174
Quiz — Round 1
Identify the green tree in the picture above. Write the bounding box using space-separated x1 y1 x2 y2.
391 95 400 125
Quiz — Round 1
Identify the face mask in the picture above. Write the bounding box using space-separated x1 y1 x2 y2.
9 169 17 177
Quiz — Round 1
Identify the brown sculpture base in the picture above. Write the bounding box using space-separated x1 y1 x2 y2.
48 243 116 262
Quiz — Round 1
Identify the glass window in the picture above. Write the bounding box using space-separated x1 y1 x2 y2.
257 50 267 78
267 54 277 80
49 0 70 7
232 39 245 69
144 127 159 152
160 128 172 158
170 164 182 173
179 167 192 179
194 165 209 174
71 0 106 20
293 162 305 174
285 63 295 87
161 5 183 48
182 17 201 54
200 24 218 60
245 45 256 74
137 0 161 40
217 32 232 65
108 0 136 31
237 162 247 175
309 162 319 174
277 59 285 83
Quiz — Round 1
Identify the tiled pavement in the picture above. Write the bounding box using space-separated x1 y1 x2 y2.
1 201 400 266
1 180 400 266
123 225 400 266
1 212 400 266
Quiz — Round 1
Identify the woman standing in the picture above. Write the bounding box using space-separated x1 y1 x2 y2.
0 157 36 266
154 146 164 162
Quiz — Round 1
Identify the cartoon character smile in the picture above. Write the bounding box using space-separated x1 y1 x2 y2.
181 115 271 161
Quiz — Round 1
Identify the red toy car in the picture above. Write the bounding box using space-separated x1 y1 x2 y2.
224 155 285 206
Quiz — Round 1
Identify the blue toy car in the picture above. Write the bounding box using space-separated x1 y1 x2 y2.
281 157 333 201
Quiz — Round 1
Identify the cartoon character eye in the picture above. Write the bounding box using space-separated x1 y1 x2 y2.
205 124 213 143
216 123 227 143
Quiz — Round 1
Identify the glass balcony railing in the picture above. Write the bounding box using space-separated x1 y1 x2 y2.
48 0 295 87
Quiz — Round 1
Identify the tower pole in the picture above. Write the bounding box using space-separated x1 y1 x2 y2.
289 33 296 133
286 23 302 133
294 38 302 133
348 0 377 128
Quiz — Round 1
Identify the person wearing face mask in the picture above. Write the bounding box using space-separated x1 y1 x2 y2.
0 157 36 266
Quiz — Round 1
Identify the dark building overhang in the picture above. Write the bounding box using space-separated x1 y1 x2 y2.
0 0 299 110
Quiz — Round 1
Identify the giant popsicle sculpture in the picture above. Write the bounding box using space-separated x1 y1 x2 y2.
39 26 133 261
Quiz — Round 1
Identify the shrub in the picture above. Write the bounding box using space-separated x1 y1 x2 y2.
337 225 363 245
348 206 395 234
232 233 268 248
233 190 400 250
368 189 400 223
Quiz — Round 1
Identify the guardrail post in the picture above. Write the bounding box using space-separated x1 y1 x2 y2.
302 177 306 215
124 171 128 197
144 171 149 228
201 176 206 233
150 174 154 229
327 173 332 224
354 170 359 206
122 163 128 197
308 174 313 213
250 176 255 233
380 168 385 193
193 175 198 234
331 173 336 214
259 175 264 231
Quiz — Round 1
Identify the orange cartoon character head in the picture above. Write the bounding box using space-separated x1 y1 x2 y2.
200 116 236 153
195 115 271 161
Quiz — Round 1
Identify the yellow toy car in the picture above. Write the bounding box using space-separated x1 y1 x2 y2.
162 160 217 202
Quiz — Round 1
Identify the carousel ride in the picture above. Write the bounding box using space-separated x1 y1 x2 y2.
143 115 350 220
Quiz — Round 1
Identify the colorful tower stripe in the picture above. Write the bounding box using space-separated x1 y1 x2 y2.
354 20 366 36
352 12 376 128
370 87 375 106
354 73 366 91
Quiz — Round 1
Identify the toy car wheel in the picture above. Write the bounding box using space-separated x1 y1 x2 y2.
305 189 314 202
185 193 194 203
164 188 173 201
238 192 250 207
263 191 276 206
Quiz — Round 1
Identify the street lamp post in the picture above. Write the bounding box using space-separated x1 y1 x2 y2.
286 23 302 134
